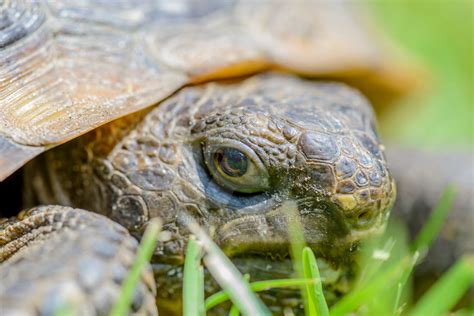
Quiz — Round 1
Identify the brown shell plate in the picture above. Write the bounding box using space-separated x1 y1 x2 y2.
0 0 417 181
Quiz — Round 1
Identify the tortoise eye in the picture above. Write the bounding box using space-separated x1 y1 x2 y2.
203 140 270 193
214 148 248 177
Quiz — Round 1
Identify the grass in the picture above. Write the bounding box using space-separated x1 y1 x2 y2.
411 185 457 253
183 237 205 316
329 186 469 316
109 219 162 316
204 278 315 310
113 186 473 316
186 220 271 316
302 247 329 316
411 256 474 316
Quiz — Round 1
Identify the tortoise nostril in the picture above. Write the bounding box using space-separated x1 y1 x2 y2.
354 210 376 228
358 211 370 221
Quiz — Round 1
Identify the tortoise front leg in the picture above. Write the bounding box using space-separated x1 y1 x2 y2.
0 206 158 315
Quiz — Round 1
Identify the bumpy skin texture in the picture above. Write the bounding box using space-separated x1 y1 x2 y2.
0 206 157 315
18 74 395 314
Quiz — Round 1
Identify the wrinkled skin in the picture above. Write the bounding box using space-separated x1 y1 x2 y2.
0 74 397 314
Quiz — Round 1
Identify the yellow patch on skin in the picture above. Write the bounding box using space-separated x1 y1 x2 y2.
391 179 397 203
333 194 357 211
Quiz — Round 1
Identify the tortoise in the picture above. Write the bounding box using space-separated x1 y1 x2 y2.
1 1 473 315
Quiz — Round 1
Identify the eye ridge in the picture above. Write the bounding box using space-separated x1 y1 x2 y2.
203 138 270 193
214 147 249 177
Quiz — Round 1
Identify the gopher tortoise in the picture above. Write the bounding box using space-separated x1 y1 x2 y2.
1 1 472 315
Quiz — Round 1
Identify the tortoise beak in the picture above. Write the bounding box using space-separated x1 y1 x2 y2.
214 212 289 258
214 201 296 256
214 201 348 260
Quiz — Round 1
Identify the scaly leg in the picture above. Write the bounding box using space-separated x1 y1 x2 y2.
0 205 158 315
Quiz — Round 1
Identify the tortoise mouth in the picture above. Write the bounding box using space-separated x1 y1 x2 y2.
153 254 345 315
213 199 388 260
230 255 343 284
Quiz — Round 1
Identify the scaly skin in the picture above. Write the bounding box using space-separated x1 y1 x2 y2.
1 1 468 315
1 74 396 315
0 206 157 315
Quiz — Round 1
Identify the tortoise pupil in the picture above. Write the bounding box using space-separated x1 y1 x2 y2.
215 148 248 177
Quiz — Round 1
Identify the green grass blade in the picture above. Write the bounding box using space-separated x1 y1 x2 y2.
284 201 311 315
187 221 271 316
330 254 414 316
183 237 205 316
302 247 329 316
205 278 315 310
285 201 306 275
356 237 396 288
229 305 240 316
354 218 411 314
411 256 474 316
392 283 404 316
392 251 419 315
411 185 456 253
110 219 162 316
452 306 474 316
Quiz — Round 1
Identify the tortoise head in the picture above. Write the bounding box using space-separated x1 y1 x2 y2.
100 75 395 266
32 74 395 305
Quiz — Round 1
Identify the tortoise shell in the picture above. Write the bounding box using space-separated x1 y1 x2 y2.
0 0 416 181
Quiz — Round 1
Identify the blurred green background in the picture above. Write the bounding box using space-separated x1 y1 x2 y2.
367 0 473 148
